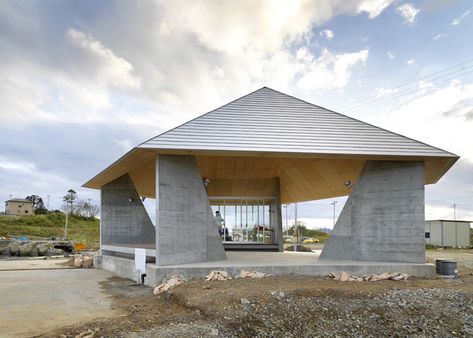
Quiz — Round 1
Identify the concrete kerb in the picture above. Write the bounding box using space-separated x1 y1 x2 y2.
96 254 435 287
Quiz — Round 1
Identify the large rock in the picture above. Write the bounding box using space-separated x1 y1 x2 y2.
0 241 11 255
7 241 21 256
82 256 93 268
19 242 37 256
36 243 53 256
74 256 83 268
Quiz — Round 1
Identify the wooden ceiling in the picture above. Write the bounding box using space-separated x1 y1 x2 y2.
196 156 365 203
83 149 456 204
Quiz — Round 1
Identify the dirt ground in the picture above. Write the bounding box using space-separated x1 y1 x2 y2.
38 250 473 338
0 269 116 337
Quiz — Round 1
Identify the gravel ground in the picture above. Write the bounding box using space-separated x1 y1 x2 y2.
43 250 473 338
213 287 473 337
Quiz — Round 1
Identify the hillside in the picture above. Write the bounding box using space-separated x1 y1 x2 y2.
0 212 99 248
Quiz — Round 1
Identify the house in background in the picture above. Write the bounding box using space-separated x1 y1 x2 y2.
5 199 34 216
425 220 471 247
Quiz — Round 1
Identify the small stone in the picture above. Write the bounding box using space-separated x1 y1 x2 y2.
240 298 250 305
210 328 219 336
270 291 285 300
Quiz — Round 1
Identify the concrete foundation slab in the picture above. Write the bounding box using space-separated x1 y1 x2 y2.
96 252 435 286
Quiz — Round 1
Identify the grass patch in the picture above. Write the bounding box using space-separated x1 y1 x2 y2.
0 213 99 248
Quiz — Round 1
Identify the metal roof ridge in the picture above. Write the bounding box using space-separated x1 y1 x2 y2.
136 86 458 158
137 86 268 148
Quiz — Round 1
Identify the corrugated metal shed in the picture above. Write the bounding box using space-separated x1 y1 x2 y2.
140 87 456 157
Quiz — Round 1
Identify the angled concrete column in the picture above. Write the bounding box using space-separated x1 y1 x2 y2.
320 161 425 263
274 178 284 252
101 174 156 245
156 155 226 265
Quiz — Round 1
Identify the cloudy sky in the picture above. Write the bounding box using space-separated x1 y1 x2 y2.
1 0 472 228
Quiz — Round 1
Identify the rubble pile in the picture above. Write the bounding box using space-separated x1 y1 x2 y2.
329 271 409 282
204 270 233 281
153 274 186 295
236 269 270 279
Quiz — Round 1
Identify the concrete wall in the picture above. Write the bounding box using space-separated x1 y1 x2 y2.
274 178 283 252
425 220 471 247
320 160 425 263
100 174 156 245
156 155 226 265
5 200 34 216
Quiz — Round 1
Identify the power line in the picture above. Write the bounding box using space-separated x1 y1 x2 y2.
345 71 473 115
339 57 473 110
426 195 473 203
339 57 473 113
344 67 473 114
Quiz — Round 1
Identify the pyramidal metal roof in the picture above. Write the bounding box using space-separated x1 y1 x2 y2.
84 87 458 192
138 87 457 157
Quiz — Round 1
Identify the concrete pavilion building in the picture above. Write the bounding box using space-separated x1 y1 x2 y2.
84 87 458 284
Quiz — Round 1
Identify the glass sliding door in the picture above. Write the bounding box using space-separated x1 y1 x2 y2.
210 197 276 245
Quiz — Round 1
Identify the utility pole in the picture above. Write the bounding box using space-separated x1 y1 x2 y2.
88 198 92 217
294 202 298 244
64 205 69 239
285 204 289 236
453 203 457 221
47 195 50 211
331 201 338 227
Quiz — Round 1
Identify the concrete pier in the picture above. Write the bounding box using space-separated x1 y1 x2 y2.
320 161 426 263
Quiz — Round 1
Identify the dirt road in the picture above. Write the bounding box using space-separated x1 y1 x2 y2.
426 249 473 269
0 269 116 337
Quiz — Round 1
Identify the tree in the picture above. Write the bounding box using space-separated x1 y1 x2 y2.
75 199 100 218
87 202 100 218
25 195 47 214
63 189 77 215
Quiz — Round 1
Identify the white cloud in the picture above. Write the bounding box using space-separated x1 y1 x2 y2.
397 3 420 25
387 51 395 59
319 29 334 40
433 33 446 41
375 87 398 97
65 29 141 90
296 48 369 91
452 9 471 26
406 58 415 65
368 81 473 161
1 1 378 128
358 0 394 19
0 156 77 205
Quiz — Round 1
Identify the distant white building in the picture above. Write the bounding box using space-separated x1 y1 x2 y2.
425 220 471 247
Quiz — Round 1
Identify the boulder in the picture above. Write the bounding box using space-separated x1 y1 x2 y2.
0 241 11 255
7 241 21 256
47 248 64 256
19 242 37 256
82 256 94 268
36 243 53 256
74 256 83 268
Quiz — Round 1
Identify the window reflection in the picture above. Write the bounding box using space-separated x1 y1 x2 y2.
210 198 275 244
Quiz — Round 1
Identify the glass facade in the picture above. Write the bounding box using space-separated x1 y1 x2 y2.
210 198 276 244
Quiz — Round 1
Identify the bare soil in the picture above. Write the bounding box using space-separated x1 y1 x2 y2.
40 252 473 338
